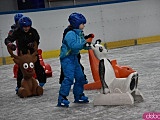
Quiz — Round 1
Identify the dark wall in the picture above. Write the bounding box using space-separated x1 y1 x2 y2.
0 0 18 12
17 0 45 10
0 0 131 12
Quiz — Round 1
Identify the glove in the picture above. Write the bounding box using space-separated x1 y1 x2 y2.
84 42 91 49
7 43 16 51
84 34 94 39
27 42 34 48
11 25 16 29
84 42 91 47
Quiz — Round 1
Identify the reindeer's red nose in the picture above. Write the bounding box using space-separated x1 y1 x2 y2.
26 68 33 73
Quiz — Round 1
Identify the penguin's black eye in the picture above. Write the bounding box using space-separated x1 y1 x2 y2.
99 47 103 52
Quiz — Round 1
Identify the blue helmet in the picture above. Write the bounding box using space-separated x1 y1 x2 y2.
68 12 86 29
14 13 23 23
18 16 32 29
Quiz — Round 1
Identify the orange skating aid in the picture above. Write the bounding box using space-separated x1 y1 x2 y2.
84 49 102 90
111 60 136 78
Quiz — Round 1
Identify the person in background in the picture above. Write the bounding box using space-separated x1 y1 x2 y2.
4 16 46 93
8 13 24 36
57 12 91 107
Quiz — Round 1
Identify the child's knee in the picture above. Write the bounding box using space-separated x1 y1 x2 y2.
62 77 74 85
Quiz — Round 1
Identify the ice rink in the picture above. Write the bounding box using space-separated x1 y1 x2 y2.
0 42 160 120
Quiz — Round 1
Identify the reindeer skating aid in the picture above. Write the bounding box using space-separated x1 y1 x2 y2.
7 47 43 98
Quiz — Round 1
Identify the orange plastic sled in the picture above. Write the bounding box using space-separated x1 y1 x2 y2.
84 38 136 90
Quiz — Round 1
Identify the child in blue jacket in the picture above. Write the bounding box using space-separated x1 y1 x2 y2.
57 13 91 107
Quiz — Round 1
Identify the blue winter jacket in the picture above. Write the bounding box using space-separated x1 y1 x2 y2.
60 29 88 59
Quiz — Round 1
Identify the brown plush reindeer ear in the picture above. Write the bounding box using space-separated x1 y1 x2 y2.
27 50 31 55
32 50 38 63
19 51 23 56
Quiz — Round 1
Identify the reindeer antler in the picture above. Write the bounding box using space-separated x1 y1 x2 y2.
7 46 19 59
31 50 38 63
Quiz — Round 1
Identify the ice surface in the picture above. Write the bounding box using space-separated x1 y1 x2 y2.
0 43 160 120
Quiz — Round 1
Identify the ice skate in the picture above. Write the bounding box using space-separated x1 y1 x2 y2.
74 93 89 103
57 95 70 107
